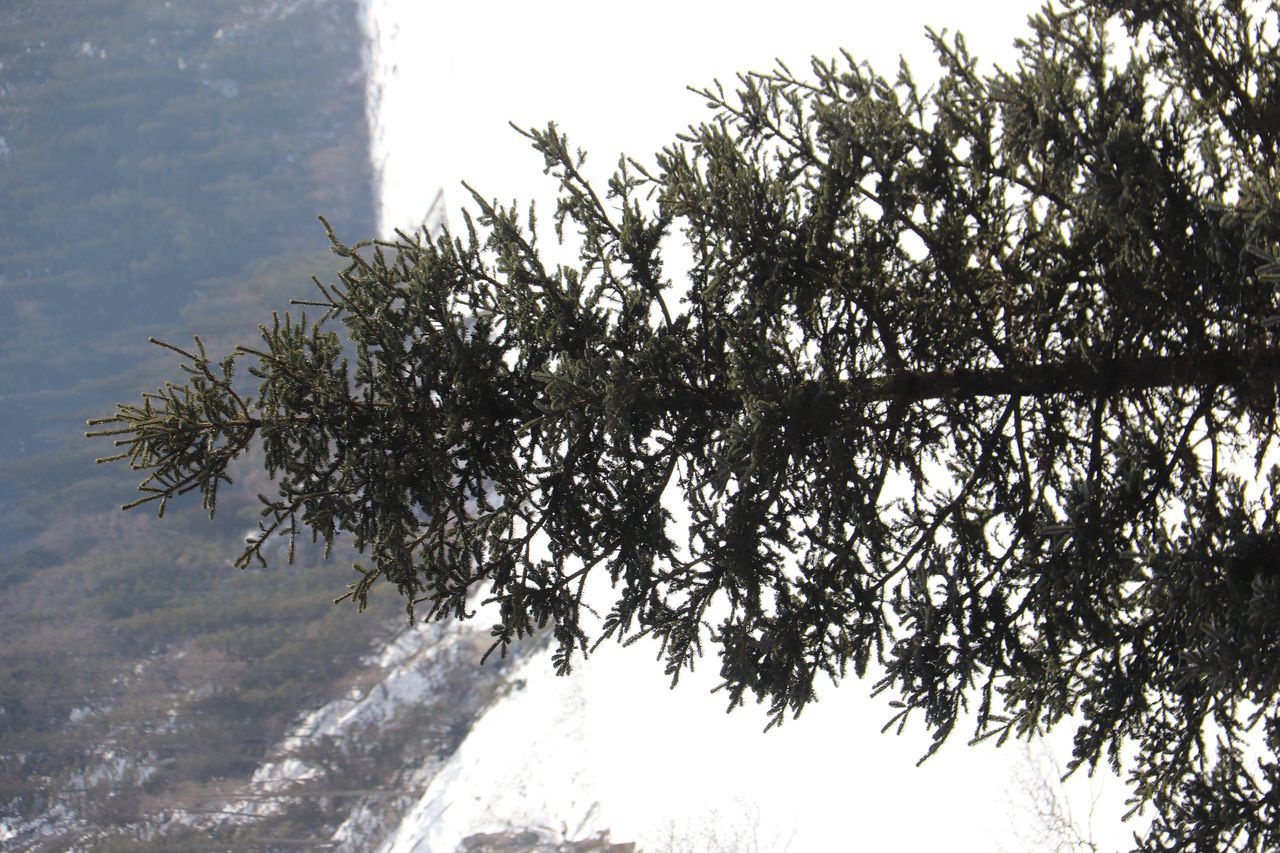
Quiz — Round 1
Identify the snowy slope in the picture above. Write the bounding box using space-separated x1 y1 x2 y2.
372 630 1135 852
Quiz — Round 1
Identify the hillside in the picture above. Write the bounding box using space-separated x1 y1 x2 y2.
0 1 451 848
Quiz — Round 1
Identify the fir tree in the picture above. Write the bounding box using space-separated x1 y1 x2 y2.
90 1 1280 847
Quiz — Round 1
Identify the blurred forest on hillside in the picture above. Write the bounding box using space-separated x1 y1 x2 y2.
0 1 417 846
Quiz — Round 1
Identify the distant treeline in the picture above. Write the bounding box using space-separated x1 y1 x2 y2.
0 2 415 847
0 0 375 531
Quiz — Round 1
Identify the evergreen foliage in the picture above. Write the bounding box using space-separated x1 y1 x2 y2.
92 1 1280 847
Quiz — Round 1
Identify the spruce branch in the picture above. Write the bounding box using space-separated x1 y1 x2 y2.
87 336 259 517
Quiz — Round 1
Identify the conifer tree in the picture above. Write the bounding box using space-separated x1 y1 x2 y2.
90 1 1280 847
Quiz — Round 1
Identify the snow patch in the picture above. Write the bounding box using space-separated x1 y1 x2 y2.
181 616 502 835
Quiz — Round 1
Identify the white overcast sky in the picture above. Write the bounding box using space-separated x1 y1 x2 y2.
367 0 1058 239
361 1 1149 850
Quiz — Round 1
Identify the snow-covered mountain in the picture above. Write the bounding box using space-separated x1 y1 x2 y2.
160 615 531 850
